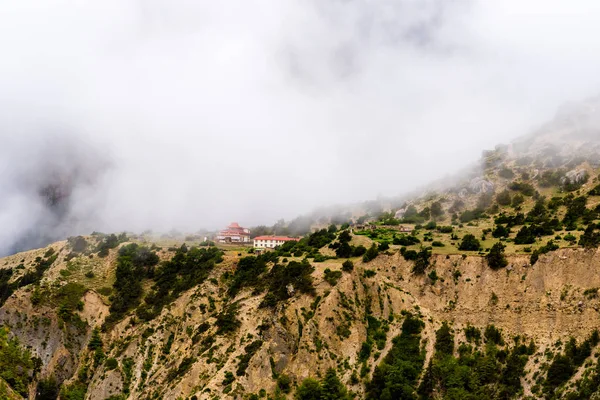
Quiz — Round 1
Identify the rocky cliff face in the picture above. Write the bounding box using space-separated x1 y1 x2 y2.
2 238 600 399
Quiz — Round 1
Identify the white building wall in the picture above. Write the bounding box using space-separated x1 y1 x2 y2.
254 239 286 248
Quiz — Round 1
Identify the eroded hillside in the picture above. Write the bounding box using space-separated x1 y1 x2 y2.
1 229 600 399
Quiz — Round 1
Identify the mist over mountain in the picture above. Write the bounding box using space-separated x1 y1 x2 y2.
0 132 110 256
3 1 600 255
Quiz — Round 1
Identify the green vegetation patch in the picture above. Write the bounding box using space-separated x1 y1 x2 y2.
0 326 35 397
366 314 425 399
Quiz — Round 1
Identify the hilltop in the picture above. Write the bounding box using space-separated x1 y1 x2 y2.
2 99 600 399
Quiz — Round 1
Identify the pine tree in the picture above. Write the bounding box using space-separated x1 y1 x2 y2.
487 242 508 270
321 368 349 400
88 327 103 351
295 378 323 400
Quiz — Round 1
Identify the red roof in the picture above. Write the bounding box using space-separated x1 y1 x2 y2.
253 236 299 241
228 222 241 228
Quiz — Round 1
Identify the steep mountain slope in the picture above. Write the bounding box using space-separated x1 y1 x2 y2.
1 229 600 399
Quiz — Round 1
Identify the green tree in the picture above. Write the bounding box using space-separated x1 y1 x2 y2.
36 376 59 400
412 247 432 275
487 242 508 270
511 194 525 208
338 231 352 244
514 226 536 245
458 234 481 251
88 327 103 351
367 314 425 400
430 201 445 220
342 260 354 272
277 374 292 394
0 327 34 397
321 368 349 400
434 322 454 358
336 242 353 258
580 224 600 248
496 190 512 206
363 244 379 263
295 378 323 400
492 225 510 238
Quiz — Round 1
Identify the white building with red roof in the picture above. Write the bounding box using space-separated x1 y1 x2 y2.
216 222 251 243
253 236 300 249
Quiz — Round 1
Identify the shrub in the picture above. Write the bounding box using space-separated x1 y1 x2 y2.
237 340 263 376
352 245 367 257
95 233 125 257
0 327 34 396
514 226 536 245
363 269 376 278
579 224 600 248
492 225 510 238
378 241 390 251
589 184 600 196
105 358 118 370
342 260 354 272
497 190 512 206
437 226 453 234
295 378 323 400
215 304 241 335
564 233 577 244
424 221 437 230
464 325 481 344
366 314 424 399
68 236 89 253
458 234 481 251
324 269 342 286
460 209 484 223
402 249 418 261
512 194 525 208
412 247 432 275
307 229 336 249
259 260 316 308
428 270 438 284
394 235 420 246
362 244 379 263
335 242 353 258
484 324 504 346
222 371 235 386
277 374 292 393
509 181 536 196
434 322 454 357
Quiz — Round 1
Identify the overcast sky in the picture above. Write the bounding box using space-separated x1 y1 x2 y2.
2 0 600 252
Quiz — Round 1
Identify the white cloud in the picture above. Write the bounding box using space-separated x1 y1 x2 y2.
1 0 600 253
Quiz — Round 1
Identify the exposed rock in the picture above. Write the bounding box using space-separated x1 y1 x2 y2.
562 169 588 184
394 208 407 219
469 178 494 194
